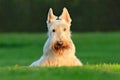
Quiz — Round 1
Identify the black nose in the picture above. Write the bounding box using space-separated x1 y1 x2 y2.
57 41 63 46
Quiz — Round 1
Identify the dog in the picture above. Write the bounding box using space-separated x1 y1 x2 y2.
30 7 83 67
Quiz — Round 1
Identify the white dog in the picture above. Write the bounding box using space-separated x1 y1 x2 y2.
30 8 83 67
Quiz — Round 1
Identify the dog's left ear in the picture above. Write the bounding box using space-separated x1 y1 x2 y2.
47 8 57 23
59 7 72 24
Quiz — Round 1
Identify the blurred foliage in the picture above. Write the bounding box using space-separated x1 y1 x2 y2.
0 0 120 32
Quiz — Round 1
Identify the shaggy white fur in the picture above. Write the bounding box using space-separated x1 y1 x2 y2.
30 8 83 67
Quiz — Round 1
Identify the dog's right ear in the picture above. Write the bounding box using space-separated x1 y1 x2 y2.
59 8 72 24
47 8 57 24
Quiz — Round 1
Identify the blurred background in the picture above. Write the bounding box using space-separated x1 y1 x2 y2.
0 0 120 68
0 0 120 32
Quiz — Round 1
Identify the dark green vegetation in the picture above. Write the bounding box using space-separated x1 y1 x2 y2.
0 32 120 80
0 0 120 32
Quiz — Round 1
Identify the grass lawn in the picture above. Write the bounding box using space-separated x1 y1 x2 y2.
0 32 120 80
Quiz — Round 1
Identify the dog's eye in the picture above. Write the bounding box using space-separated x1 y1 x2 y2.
52 29 55 32
63 28 66 31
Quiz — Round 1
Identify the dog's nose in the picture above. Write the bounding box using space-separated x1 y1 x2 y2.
57 41 63 46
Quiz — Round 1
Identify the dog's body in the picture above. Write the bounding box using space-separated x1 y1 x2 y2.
30 8 83 67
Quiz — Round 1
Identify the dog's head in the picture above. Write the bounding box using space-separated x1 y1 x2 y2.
46 7 72 37
45 8 74 55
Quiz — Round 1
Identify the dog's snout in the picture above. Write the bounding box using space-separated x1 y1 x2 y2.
57 41 63 46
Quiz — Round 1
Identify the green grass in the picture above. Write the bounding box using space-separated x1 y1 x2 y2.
0 32 120 80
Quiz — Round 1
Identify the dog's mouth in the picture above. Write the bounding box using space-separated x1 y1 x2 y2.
55 41 64 49
52 41 70 55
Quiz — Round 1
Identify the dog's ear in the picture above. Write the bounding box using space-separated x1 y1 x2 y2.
47 8 57 23
59 7 72 24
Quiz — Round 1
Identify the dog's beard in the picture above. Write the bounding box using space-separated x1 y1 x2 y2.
51 41 70 55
